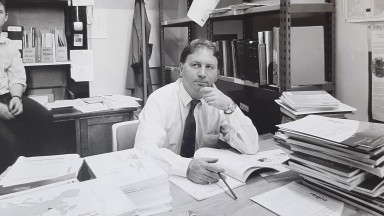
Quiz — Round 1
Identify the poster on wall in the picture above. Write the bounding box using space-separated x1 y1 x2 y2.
368 23 384 123
344 0 384 22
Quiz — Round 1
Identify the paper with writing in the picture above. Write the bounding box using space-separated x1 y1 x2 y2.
250 182 344 216
187 0 220 27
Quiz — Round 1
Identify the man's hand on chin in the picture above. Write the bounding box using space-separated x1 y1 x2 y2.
186 157 225 185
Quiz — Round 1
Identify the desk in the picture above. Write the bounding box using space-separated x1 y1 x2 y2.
51 107 137 157
158 138 371 216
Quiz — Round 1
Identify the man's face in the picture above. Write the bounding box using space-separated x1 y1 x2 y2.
180 48 218 99
0 4 8 29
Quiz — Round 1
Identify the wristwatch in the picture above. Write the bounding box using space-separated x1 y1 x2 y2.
224 102 237 114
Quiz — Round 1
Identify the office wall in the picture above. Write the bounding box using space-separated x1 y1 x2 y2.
335 2 369 121
89 0 160 96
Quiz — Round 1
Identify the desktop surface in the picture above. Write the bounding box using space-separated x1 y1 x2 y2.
158 138 372 216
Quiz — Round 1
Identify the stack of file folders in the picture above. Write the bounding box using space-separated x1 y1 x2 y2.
277 115 384 216
0 179 138 216
85 149 172 216
0 154 84 196
276 90 356 121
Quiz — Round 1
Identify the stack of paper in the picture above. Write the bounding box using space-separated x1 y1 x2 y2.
84 149 172 215
0 154 83 196
280 91 340 111
277 91 356 121
277 115 384 215
0 179 138 216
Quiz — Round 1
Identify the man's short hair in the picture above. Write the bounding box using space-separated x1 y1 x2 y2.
179 39 220 64
0 0 7 12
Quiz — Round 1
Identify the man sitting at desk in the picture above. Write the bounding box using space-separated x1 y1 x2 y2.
0 0 54 173
135 39 258 184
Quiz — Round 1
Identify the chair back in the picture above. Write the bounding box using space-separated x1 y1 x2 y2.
112 120 139 151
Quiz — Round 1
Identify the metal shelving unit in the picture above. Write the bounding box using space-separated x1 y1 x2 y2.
159 0 336 93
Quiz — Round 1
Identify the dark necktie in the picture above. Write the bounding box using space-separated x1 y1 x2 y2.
180 99 200 158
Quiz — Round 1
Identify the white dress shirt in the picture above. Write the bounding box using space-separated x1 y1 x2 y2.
134 79 259 177
0 35 26 95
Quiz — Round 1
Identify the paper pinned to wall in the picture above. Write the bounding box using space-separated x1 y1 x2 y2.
89 9 109 39
187 0 220 27
70 50 95 81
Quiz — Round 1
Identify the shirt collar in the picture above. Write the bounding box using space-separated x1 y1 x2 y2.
0 34 6 43
178 78 201 108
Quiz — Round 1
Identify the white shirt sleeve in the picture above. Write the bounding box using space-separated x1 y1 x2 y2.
134 96 192 177
220 107 259 154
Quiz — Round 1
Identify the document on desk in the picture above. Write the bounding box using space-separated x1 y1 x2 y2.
0 154 83 187
169 175 244 201
250 182 344 216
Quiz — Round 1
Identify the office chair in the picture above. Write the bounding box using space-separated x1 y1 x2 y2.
111 120 140 151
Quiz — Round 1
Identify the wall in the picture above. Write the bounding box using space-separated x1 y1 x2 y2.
88 0 160 96
335 1 369 121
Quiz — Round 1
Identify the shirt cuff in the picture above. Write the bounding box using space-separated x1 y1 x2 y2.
170 157 192 177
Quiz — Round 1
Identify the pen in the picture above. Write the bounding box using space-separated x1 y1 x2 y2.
218 172 237 200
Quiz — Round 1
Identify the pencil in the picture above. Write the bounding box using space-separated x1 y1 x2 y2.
218 172 238 200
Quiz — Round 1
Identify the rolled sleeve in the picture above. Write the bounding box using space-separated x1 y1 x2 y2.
221 107 259 154
8 47 27 90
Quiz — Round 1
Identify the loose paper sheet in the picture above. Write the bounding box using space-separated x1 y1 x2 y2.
70 50 94 81
169 175 244 201
251 182 344 216
187 0 220 27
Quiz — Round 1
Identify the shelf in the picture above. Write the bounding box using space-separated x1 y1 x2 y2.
162 3 334 27
218 76 259 88
161 17 193 27
24 61 71 67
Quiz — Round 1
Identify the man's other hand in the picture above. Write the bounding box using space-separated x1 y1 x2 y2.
186 157 225 184
8 97 23 117
0 103 14 120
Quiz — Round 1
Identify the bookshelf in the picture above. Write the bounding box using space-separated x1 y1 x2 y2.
159 0 335 93
159 0 335 134
6 0 89 100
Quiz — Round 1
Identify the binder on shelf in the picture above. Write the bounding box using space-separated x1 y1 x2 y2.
246 40 259 83
7 25 23 51
290 26 325 86
258 31 267 85
40 30 54 63
54 29 68 62
272 27 280 86
234 39 249 80
264 31 273 84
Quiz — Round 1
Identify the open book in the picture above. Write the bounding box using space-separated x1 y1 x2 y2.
169 148 289 201
194 148 289 183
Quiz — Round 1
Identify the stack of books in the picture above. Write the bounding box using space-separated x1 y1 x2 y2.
0 179 138 216
277 115 384 216
84 149 172 215
276 91 356 121
0 154 83 196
